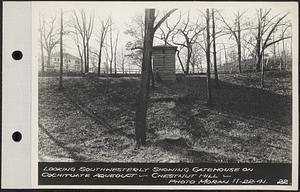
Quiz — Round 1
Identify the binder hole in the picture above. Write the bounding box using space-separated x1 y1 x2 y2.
12 50 23 60
12 131 22 142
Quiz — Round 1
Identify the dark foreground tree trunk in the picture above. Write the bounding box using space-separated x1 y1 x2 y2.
135 9 155 146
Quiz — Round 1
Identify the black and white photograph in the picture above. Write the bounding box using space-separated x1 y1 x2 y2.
9 1 295 189
36 2 295 163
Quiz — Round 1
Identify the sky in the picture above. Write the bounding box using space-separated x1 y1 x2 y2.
32 1 297 72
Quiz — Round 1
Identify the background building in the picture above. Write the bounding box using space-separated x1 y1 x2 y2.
39 52 81 72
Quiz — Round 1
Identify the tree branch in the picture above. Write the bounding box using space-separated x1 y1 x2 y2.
153 8 178 33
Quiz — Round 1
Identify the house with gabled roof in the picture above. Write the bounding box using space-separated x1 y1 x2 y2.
40 52 81 72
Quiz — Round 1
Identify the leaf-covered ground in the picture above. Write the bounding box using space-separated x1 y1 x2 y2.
38 71 292 163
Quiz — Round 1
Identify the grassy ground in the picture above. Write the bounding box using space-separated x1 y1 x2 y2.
38 70 292 163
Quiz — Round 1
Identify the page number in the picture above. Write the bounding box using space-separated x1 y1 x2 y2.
277 179 288 185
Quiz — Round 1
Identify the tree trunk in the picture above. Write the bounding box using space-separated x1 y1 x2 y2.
109 28 113 74
150 60 155 89
192 62 195 73
186 45 191 74
218 49 222 69
80 55 83 73
109 60 113 74
282 28 286 70
223 44 228 64
237 11 242 73
176 51 185 73
40 29 45 73
199 60 203 73
122 51 125 74
273 33 277 69
97 55 101 75
59 9 63 90
257 52 263 73
206 9 213 106
237 42 242 73
47 51 51 67
114 57 117 74
256 9 262 72
114 32 119 75
86 41 90 73
256 43 262 72
83 38 87 73
212 9 220 88
135 9 155 146
121 49 125 74
97 46 102 76
261 51 265 88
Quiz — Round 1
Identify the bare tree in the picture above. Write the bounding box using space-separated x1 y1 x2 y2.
172 11 205 74
190 44 204 73
279 24 291 70
176 46 186 73
125 10 178 80
124 14 144 69
96 17 111 75
59 9 63 90
241 31 256 63
72 10 95 73
104 36 113 74
212 8 220 88
135 8 177 146
120 48 125 74
85 13 95 73
72 29 84 73
39 13 45 73
206 9 213 105
109 19 113 74
220 43 228 64
254 9 290 72
155 11 182 45
135 9 155 146
42 15 60 67
114 31 120 74
268 32 279 70
155 11 185 73
72 10 86 72
218 10 247 73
